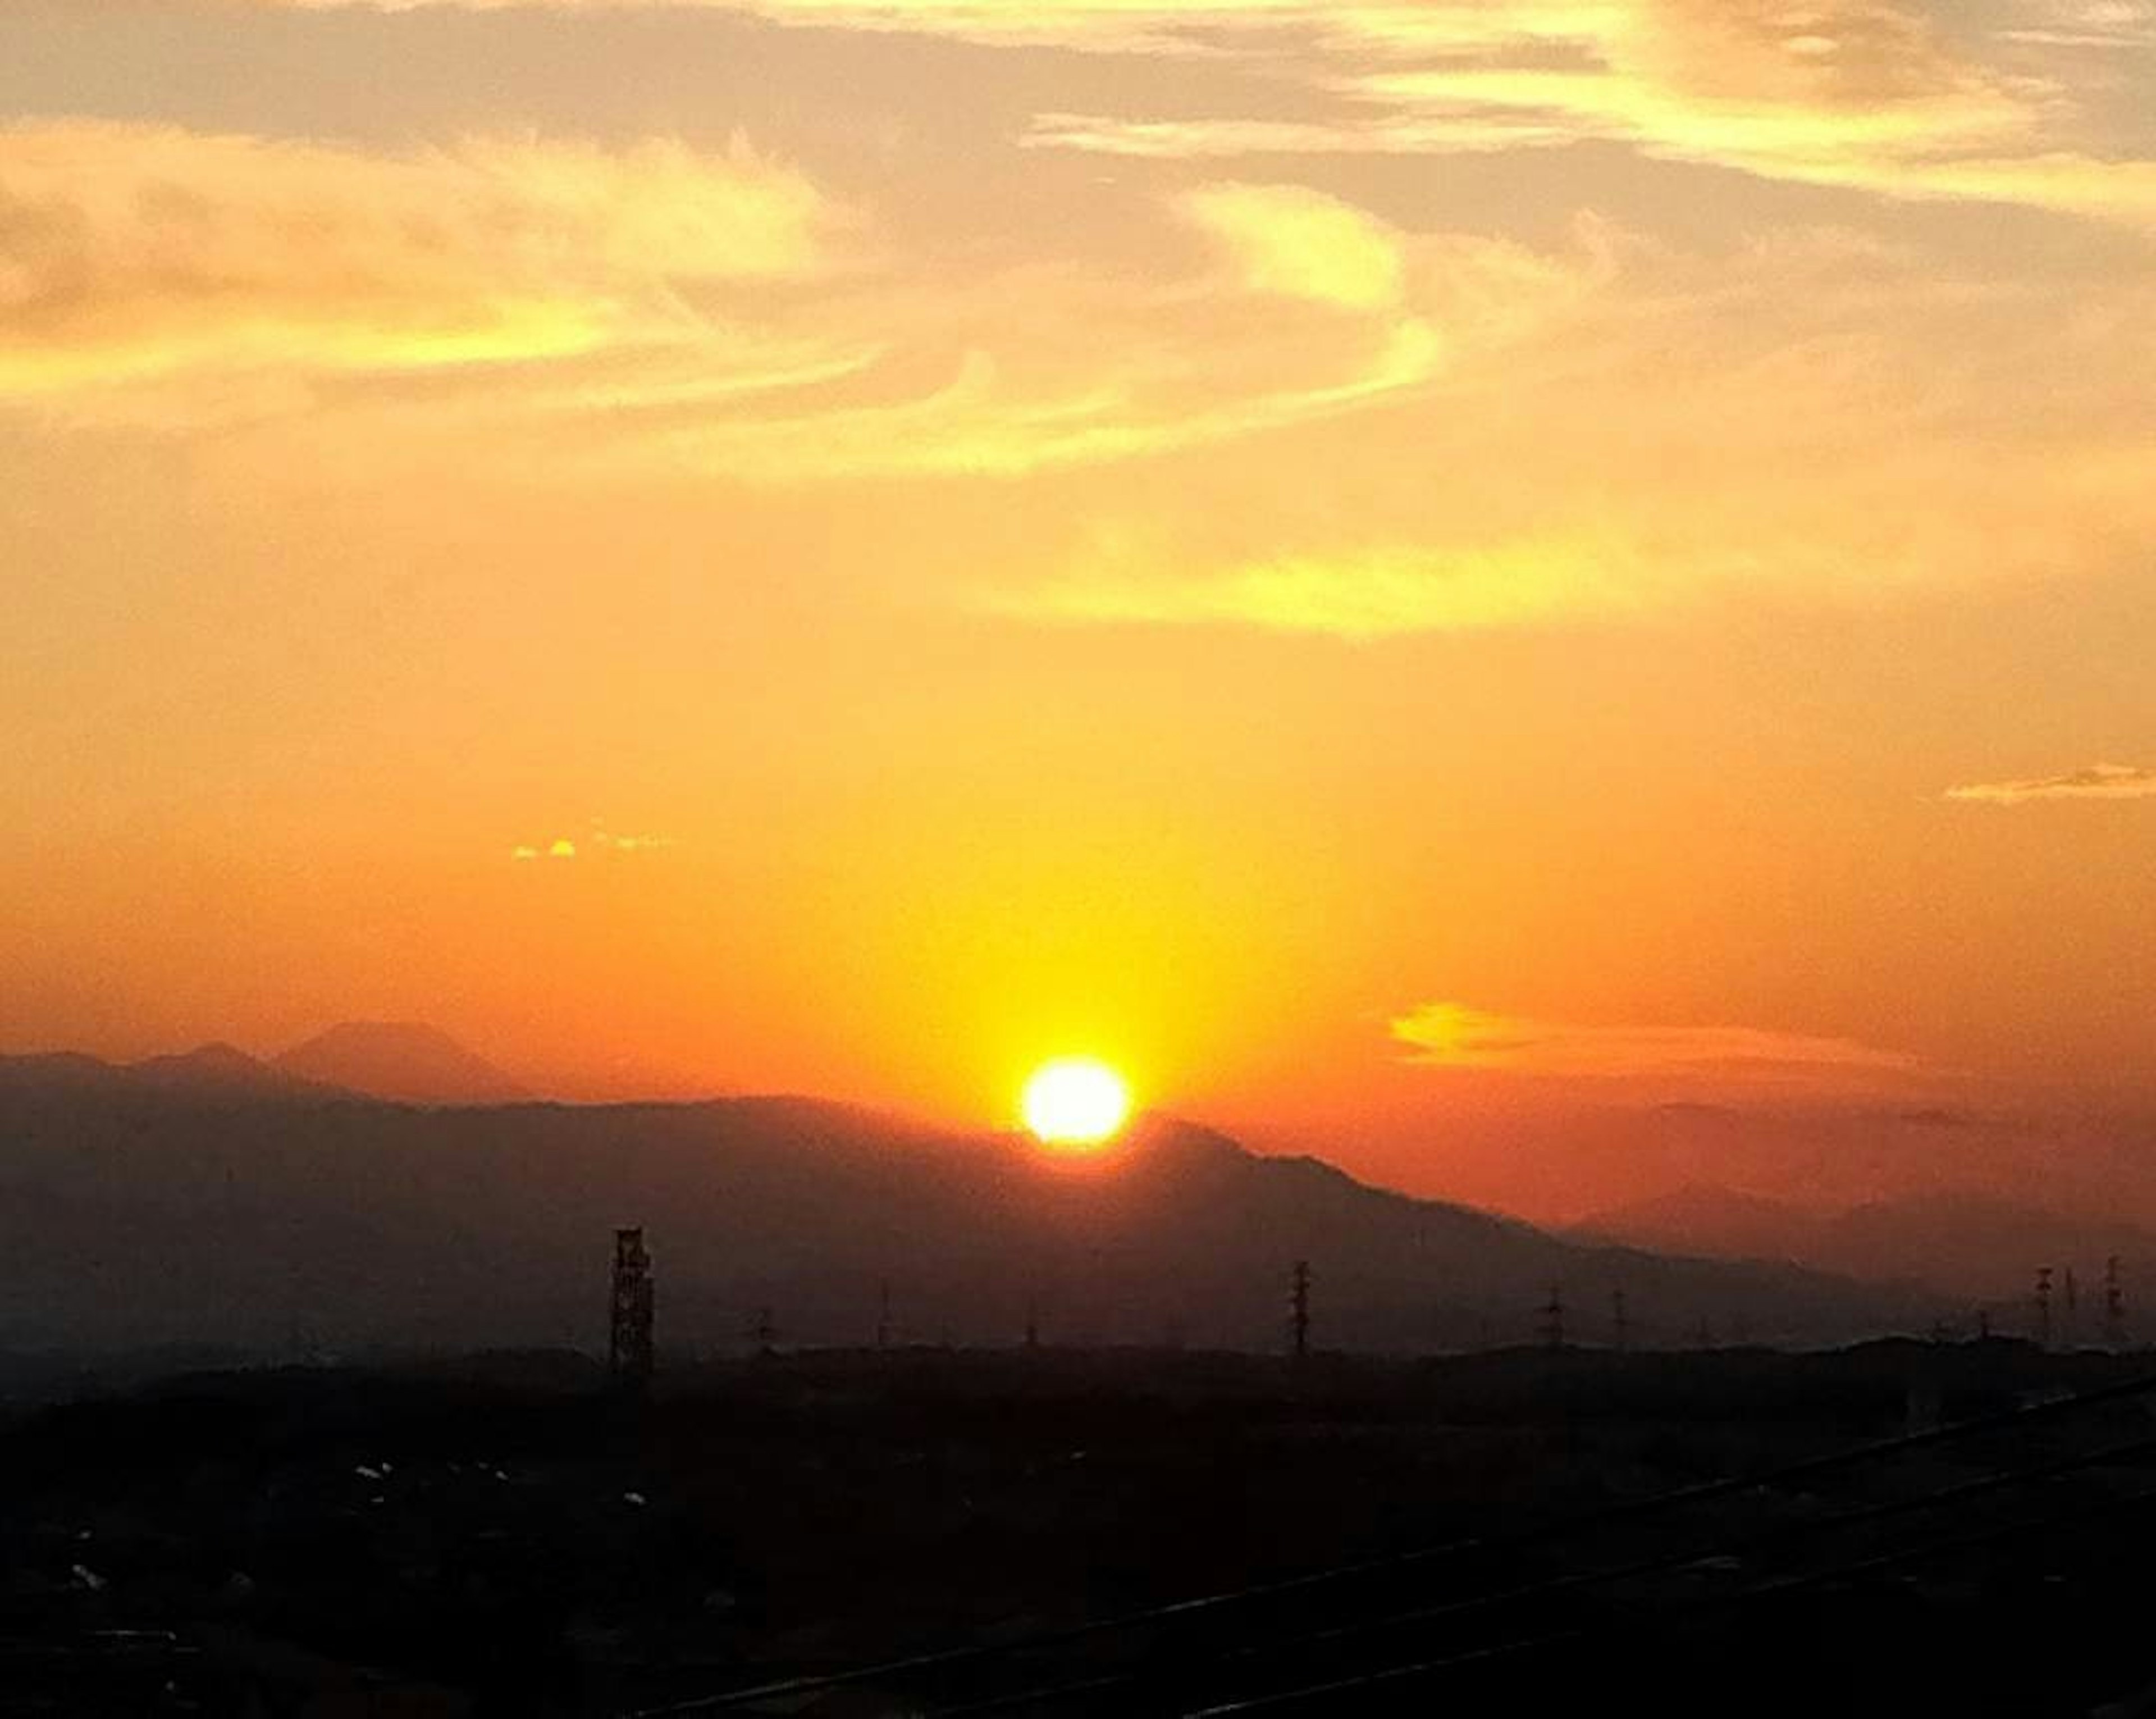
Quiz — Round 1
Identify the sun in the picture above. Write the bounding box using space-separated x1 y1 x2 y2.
1022 1057 1132 1148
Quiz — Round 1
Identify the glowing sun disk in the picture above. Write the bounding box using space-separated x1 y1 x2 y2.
1022 1057 1132 1147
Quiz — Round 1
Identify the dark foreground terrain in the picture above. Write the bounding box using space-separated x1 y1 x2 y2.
6 1342 2156 1716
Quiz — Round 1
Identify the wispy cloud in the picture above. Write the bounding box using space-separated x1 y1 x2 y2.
15 13 2156 642
992 537 1639 639
597 197 1592 482
0 122 838 413
1391 1001 1921 1079
1999 1 2156 49
0 121 1555 480
1181 183 1406 312
1018 0 2156 228
1944 763 2156 804
232 0 2156 241
974 206 2156 638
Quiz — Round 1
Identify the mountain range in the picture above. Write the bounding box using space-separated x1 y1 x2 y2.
1577 1183 2156 1311
0 1035 1940 1359
0 1025 530 1108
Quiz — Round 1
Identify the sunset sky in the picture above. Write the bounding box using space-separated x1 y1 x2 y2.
4 0 2154 1219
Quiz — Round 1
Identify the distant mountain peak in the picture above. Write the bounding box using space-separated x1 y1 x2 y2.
123 1042 337 1098
273 1022 532 1106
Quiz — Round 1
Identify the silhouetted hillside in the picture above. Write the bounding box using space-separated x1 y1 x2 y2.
0 1044 345 1104
0 1066 1936 1357
1578 1184 2156 1308
1576 1185 1836 1266
275 1021 533 1105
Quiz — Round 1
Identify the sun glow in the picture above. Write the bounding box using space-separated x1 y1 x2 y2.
1022 1057 1132 1148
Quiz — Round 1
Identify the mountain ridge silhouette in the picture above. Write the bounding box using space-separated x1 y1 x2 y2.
0 1051 1938 1357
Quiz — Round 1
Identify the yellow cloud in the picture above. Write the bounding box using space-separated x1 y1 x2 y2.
511 826 680 860
1944 764 2156 804
626 214 1588 480
1392 1002 1921 1078
634 316 1448 480
1182 183 1406 311
961 192 2156 636
0 122 837 405
993 539 1637 638
243 0 1400 51
1013 0 2156 228
0 117 1554 475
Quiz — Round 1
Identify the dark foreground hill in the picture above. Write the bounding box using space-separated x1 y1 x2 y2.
0 1056 1935 1357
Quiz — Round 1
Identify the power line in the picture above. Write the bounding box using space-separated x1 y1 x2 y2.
942 1431 2156 1716
1178 1462 2156 1717
623 1362 2156 1717
1157 1432 2156 1708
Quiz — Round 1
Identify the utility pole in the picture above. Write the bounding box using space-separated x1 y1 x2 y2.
2106 1256 2127 1348
1538 1284 1566 1352
2035 1266 2054 1349
1610 1285 1629 1354
1289 1260 1312 1360
608 1228 655 1394
2065 1267 2081 1346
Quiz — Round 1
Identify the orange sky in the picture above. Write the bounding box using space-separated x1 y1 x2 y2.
3 0 2154 1220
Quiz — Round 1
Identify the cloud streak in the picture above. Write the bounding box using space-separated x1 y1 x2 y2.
992 537 1639 639
0 122 1547 480
1944 764 2156 804
0 122 837 407
1019 0 2156 228
974 212 2156 638
1391 1002 1922 1079
225 0 2156 238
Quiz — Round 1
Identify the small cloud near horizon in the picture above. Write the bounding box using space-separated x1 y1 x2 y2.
510 826 677 862
1391 1001 1921 1080
1943 763 2156 805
